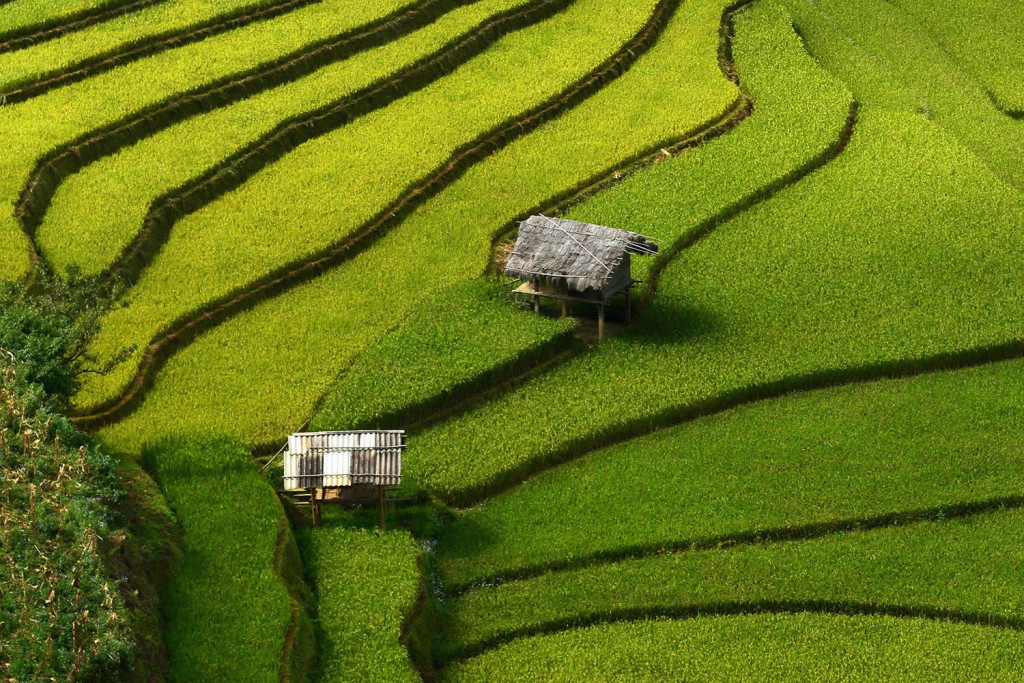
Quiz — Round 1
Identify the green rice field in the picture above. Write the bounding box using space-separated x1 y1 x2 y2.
2 0 1022 678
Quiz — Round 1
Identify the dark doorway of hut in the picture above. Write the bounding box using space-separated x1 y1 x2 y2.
504 215 658 343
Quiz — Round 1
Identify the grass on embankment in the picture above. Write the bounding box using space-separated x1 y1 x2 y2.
311 279 576 432
0 0 124 38
441 507 1024 659
143 436 314 681
96 0 740 453
407 104 1024 506
444 613 1024 681
890 0 1024 114
38 0 538 276
778 0 1024 191
0 0 308 94
297 515 422 682
0 0 412 281
563 0 853 286
75 0 662 414
436 357 1024 587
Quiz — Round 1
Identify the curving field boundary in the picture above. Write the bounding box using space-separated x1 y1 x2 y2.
409 1 758 436
273 502 316 681
443 599 1024 664
448 492 1024 595
70 0 696 429
486 0 753 269
98 0 580 289
14 0 479 236
637 100 854 307
0 0 323 104
0 0 165 54
874 0 1024 121
428 101 857 508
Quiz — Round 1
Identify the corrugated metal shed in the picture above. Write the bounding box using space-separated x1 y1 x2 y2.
504 215 658 298
283 430 404 491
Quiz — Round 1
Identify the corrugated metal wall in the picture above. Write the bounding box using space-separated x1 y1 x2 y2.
283 431 404 490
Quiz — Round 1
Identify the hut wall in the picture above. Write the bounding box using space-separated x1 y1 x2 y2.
283 431 403 490
601 254 632 299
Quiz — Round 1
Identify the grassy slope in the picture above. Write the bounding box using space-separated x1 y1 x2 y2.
568 0 852 286
75 0 660 413
0 0 298 93
0 0 411 281
444 613 1024 681
0 0 118 34
312 279 576 431
442 508 1024 657
407 98 1024 506
890 0 1024 113
39 0 532 275
778 0 1024 190
298 519 422 682
436 358 1024 587
97 0 737 453
145 437 312 682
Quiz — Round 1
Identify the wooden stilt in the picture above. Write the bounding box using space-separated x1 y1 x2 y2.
625 288 631 325
598 303 605 342
533 294 540 313
310 488 320 529
378 485 386 531
561 301 568 318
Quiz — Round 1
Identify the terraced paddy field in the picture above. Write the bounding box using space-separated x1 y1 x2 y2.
2 0 1022 679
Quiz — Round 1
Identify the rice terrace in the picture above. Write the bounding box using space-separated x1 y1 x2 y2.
1 0 1023 679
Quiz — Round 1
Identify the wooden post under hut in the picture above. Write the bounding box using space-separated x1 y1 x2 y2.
503 215 658 341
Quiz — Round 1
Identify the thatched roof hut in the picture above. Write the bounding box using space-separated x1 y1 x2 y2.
504 215 658 341
505 215 658 299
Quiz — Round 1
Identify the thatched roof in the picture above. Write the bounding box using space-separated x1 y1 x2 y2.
504 215 658 293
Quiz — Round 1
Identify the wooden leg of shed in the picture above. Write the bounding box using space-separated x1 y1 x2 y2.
625 288 631 325
598 303 605 343
378 485 386 531
561 301 567 318
533 294 540 313
310 489 320 529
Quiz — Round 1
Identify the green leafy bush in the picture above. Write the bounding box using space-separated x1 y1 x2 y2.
0 360 135 680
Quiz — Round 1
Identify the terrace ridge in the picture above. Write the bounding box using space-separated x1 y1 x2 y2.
70 0 688 429
0 0 165 53
97 0 580 290
14 0 481 239
443 599 1024 664
445 493 1024 596
0 0 324 103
